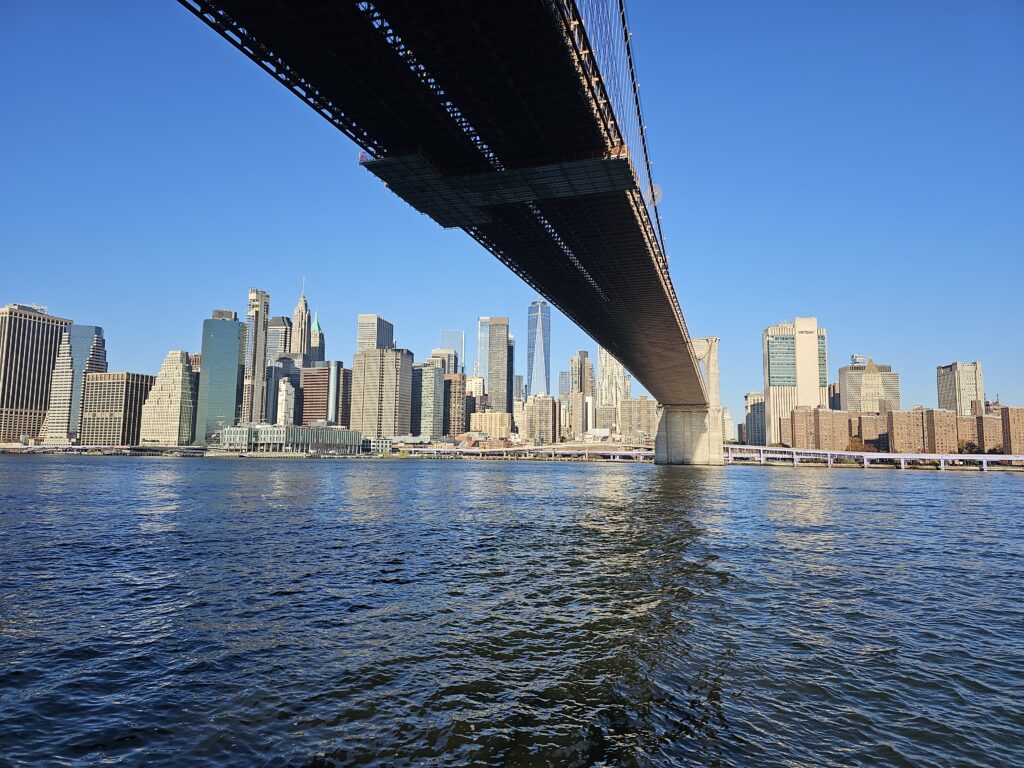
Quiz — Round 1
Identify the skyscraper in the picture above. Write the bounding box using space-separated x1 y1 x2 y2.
194 309 245 446
300 361 350 426
744 391 766 446
526 300 551 396
276 379 296 426
291 285 311 356
412 363 444 440
79 372 155 446
937 362 984 416
762 317 828 445
267 316 292 361
439 330 465 373
309 312 325 362
350 347 413 438
475 316 490 382
430 348 459 375
140 351 197 446
486 317 511 413
241 288 270 424
838 355 901 413
566 350 595 438
357 314 394 352
443 373 467 437
40 324 107 444
597 346 631 413
0 304 71 442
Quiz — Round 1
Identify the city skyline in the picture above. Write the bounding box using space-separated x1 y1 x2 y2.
2 3 1021 427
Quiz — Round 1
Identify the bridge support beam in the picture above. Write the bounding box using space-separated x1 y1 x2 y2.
654 337 724 466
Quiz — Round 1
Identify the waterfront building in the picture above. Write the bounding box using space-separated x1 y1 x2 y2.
411 363 444 440
194 310 245 446
300 361 351 427
619 396 658 444
887 409 925 454
267 316 292 361
39 324 107 444
978 413 1004 453
597 346 631 429
486 317 512 413
956 416 978 449
241 288 271 424
859 414 886 447
469 410 512 439
526 300 551 396
220 423 361 454
139 351 197 446
838 355 901 413
357 314 394 352
429 348 459 375
744 392 766 446
350 347 412 438
925 409 957 454
276 379 296 426
291 286 311 356
790 407 852 452
0 304 71 442
1003 407 1024 455
439 330 465 373
79 372 155 446
309 312 325 362
763 317 828 445
443 373 467 436
937 362 984 417
594 404 617 433
475 316 490 382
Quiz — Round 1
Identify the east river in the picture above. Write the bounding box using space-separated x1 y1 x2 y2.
0 456 1021 766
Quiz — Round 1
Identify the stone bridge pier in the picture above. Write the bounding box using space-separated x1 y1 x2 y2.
654 337 724 465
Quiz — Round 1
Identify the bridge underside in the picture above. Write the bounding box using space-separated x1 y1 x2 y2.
179 0 719 461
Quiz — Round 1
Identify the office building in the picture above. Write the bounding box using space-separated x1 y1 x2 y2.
838 355 901 412
439 330 465 374
79 372 155 446
357 314 394 352
443 373 467 436
430 348 459 375
140 351 197 446
291 286 311 356
569 350 595 397
309 312 325 362
937 362 984 417
0 304 71 442
475 316 490 381
267 316 292 361
1003 407 1024 455
264 356 302 425
526 300 551 396
241 288 270 424
486 317 512 413
300 361 351 427
521 395 559 444
762 317 828 445
40 324 107 444
466 376 485 398
412 363 445 440
744 391 766 446
350 347 413 438
188 353 202 373
721 408 734 443
558 370 569 398
194 310 245 446
514 374 524 401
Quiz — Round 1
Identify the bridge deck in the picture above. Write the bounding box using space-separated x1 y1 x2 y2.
179 0 707 405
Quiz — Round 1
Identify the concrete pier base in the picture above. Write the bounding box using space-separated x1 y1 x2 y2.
654 405 725 465
653 336 725 466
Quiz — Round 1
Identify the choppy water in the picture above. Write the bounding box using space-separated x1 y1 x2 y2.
0 456 1021 767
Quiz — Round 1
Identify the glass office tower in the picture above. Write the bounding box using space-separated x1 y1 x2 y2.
194 310 245 445
526 300 550 396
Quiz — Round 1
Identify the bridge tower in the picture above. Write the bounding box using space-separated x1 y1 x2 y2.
655 338 724 465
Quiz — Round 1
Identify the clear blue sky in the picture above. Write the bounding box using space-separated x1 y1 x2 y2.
2 1 1021 424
